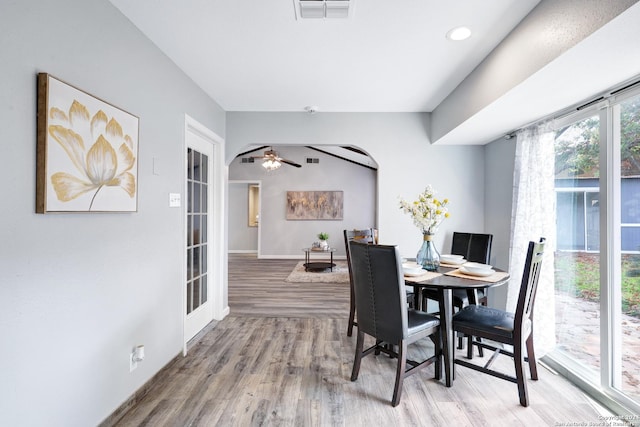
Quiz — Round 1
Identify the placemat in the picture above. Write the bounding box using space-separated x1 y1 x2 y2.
444 269 510 283
404 271 443 283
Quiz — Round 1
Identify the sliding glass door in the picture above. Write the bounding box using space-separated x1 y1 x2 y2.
553 113 602 376
550 89 640 413
616 94 640 402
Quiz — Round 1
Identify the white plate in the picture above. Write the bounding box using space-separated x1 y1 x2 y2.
460 266 495 277
440 254 464 261
404 268 425 277
440 257 467 265
464 262 493 270
402 262 422 270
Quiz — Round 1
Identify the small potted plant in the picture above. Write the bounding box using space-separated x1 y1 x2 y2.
317 232 329 250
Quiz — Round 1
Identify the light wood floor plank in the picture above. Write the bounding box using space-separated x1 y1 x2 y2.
109 254 612 426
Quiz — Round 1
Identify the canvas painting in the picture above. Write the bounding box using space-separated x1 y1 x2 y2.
286 191 343 220
36 73 139 213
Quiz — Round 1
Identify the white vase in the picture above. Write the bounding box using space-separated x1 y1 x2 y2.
319 240 328 249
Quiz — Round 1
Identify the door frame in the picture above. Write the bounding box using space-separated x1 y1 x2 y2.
183 114 228 354
228 180 262 257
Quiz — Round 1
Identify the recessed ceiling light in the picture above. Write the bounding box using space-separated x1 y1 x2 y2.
446 26 471 41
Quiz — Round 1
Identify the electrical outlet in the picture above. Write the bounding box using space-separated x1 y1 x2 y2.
129 353 137 372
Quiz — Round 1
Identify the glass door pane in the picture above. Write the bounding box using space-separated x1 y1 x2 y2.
186 148 209 314
618 93 640 400
554 114 601 374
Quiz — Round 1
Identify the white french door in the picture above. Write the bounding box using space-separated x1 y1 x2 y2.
184 130 214 341
183 116 227 345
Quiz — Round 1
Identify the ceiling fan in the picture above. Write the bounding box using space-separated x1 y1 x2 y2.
252 147 302 170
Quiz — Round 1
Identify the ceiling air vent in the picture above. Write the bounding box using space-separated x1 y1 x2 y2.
306 158 319 164
296 0 353 20
241 158 255 164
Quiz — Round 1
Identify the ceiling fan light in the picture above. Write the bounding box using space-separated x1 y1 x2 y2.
262 159 282 171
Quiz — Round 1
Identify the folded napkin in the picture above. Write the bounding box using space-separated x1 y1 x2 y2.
444 269 509 283
404 271 443 282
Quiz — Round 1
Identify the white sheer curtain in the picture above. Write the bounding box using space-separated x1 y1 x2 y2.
508 122 557 355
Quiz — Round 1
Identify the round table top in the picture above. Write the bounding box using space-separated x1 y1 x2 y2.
303 247 337 253
407 266 510 289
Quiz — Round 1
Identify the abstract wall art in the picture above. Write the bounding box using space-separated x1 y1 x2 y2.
286 191 343 220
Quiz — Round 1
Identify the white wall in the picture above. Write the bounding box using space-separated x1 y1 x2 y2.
0 1 225 425
484 137 517 308
226 113 487 260
229 146 377 257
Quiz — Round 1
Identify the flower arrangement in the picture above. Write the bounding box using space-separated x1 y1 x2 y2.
399 185 450 234
317 232 329 241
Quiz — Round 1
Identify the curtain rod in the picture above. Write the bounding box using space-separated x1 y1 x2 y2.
504 74 640 139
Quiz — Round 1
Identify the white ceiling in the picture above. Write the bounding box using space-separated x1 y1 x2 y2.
109 0 540 113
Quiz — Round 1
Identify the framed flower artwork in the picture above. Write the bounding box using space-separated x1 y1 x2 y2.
36 73 139 213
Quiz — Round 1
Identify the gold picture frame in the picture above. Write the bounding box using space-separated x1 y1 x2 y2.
36 73 139 213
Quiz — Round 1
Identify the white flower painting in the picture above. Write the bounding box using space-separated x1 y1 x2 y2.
36 74 139 213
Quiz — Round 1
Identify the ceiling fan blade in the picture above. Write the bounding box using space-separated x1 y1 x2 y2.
280 158 302 168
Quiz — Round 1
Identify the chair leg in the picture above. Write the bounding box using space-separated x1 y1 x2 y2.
513 343 529 407
392 341 407 407
526 335 538 380
373 339 383 355
347 285 356 337
465 335 484 359
432 332 442 381
350 330 365 381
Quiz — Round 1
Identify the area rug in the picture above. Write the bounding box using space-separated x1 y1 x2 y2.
285 261 350 284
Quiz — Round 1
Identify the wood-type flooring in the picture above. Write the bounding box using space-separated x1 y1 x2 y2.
109 254 612 426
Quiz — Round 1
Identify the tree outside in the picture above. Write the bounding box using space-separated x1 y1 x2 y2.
554 95 640 318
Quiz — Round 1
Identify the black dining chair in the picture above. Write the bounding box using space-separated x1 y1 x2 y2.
348 241 441 406
344 228 375 337
424 232 493 309
423 232 493 349
344 228 414 337
452 237 545 407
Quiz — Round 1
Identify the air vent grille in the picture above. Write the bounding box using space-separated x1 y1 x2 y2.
297 0 352 20
306 158 319 164
241 158 255 164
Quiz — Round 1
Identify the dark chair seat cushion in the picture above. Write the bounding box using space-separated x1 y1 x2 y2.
452 305 515 339
407 309 440 335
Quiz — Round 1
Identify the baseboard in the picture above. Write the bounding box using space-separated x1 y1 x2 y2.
229 252 348 260
98 353 182 427
187 319 219 348
228 249 258 254
219 306 230 318
258 254 347 260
